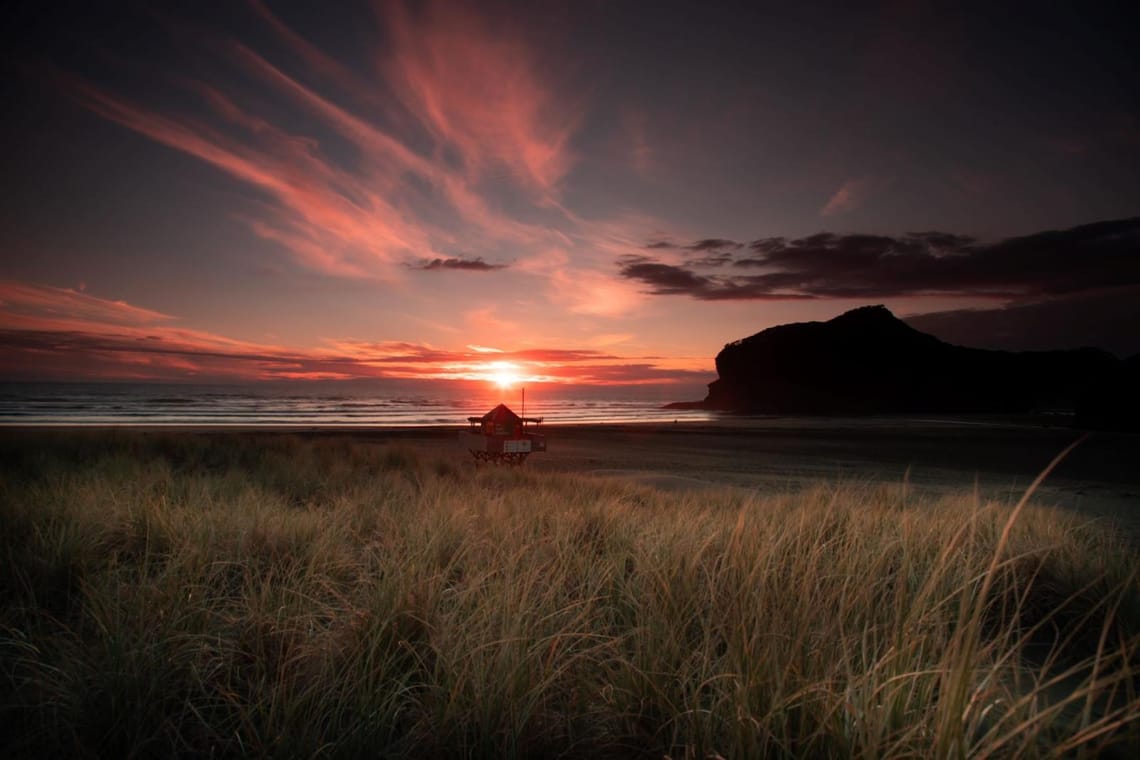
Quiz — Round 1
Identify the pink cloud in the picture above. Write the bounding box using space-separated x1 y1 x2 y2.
0 280 173 325
549 268 648 317
58 2 576 281
382 0 577 194
820 177 875 216
622 108 654 175
0 278 709 385
69 78 433 278
0 325 706 385
51 5 695 324
246 0 373 100
225 36 549 246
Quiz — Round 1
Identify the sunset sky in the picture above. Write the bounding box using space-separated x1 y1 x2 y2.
2 1 1138 394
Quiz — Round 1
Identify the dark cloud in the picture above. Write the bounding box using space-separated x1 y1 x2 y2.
616 256 814 301
684 251 735 268
645 238 745 269
749 237 787 254
618 257 713 294
687 238 742 251
683 240 742 268
625 217 1140 300
410 257 507 272
905 231 976 248
646 238 742 253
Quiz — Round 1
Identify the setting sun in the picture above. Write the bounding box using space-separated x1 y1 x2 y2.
487 360 522 389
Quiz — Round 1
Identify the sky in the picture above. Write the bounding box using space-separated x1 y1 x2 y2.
1 0 1138 396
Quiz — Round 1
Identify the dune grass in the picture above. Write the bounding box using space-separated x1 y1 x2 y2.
1 431 1138 758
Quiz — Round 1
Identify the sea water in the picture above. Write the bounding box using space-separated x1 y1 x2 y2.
0 382 714 427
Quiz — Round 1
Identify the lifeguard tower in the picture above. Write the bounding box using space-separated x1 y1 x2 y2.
462 403 546 465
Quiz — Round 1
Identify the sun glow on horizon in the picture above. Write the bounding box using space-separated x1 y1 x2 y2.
487 360 523 389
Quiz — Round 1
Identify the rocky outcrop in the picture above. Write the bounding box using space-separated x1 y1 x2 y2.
671 305 1133 422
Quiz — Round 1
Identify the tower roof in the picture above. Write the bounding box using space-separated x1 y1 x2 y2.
480 403 521 423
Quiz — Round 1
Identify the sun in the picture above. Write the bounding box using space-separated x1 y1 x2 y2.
487 360 522 389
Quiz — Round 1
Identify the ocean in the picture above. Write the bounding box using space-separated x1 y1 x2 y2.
0 382 714 427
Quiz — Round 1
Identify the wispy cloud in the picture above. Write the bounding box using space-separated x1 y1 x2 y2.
0 280 174 326
820 177 875 216
622 108 653 175
687 238 743 251
70 77 428 278
48 2 707 324
246 0 373 99
56 1 583 282
381 0 577 194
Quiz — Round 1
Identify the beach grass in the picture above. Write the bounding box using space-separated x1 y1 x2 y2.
1 431 1138 757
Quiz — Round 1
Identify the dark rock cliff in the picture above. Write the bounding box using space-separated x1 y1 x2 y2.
672 305 1136 425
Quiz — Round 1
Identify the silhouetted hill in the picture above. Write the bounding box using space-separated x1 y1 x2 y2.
1074 353 1140 430
669 305 1135 426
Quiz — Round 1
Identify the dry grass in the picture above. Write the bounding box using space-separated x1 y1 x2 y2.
1 431 1138 758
